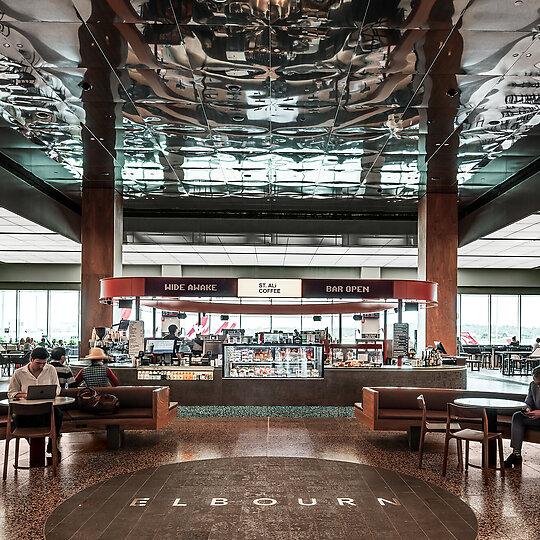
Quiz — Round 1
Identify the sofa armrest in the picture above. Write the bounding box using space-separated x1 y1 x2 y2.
361 388 379 428
153 386 172 428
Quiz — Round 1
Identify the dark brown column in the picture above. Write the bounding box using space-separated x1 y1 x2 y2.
418 193 458 355
79 2 126 355
416 2 463 356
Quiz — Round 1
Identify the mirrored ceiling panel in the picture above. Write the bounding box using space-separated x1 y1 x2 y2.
0 0 538 210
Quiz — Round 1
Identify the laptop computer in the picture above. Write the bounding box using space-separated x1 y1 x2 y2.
26 385 57 400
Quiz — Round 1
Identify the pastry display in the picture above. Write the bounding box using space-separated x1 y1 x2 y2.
224 344 323 378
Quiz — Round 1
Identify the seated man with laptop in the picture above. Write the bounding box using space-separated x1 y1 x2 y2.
7 347 62 459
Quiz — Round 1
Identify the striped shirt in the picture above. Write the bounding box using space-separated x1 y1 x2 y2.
50 361 77 388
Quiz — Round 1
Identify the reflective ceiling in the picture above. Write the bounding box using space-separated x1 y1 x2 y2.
0 0 539 214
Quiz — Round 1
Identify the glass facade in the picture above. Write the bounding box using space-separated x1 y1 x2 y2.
458 294 539 345
460 295 489 345
0 289 80 345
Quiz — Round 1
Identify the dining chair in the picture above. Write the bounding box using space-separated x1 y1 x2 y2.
0 353 10 377
442 403 504 476
3 401 58 479
417 394 460 469
13 351 30 370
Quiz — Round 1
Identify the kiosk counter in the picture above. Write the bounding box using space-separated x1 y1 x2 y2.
69 361 466 407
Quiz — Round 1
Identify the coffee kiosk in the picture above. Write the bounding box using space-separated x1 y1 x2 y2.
71 277 467 405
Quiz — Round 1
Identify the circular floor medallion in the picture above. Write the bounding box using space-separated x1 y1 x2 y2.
45 457 477 540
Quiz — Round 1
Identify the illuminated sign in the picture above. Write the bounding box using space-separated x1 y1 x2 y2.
302 279 395 299
237 279 302 298
144 278 237 297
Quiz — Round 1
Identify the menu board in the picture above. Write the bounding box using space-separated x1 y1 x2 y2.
392 323 409 357
128 320 145 357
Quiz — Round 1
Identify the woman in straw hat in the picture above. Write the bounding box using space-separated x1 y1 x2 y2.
75 347 120 387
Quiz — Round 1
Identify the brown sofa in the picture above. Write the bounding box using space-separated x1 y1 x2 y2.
59 386 178 449
355 386 540 450
0 386 178 450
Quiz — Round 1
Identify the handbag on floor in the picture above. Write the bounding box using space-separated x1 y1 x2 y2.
76 387 120 415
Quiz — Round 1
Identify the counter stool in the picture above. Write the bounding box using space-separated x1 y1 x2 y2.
3 401 58 480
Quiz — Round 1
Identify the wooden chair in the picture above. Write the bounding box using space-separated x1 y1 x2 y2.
417 394 460 469
442 403 504 476
3 401 58 479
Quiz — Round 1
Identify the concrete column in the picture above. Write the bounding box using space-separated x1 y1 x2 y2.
79 1 126 355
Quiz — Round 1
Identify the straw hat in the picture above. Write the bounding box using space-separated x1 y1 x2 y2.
84 347 109 360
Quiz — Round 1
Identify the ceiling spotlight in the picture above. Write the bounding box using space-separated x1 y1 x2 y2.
446 88 459 98
431 177 440 181
78 81 93 91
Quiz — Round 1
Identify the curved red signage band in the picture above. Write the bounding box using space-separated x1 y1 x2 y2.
100 277 437 305
141 300 398 315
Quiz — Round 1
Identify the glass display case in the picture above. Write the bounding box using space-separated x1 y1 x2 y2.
223 344 324 378
328 341 384 367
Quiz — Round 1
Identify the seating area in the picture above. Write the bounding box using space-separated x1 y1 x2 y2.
0 386 178 450
355 386 540 451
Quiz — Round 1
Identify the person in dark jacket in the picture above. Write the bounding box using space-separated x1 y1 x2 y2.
504 365 540 467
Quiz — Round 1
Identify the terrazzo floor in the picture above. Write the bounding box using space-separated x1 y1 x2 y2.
1 416 539 539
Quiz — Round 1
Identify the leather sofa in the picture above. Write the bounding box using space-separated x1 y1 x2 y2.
0 386 178 450
59 386 178 449
355 386 540 450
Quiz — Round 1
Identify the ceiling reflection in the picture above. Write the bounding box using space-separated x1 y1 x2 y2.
0 0 538 210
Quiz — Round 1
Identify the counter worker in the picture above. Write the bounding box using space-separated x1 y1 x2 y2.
7 347 62 457
50 347 77 388
162 324 183 360
504 365 540 468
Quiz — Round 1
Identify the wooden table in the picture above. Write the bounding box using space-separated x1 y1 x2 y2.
1 396 75 467
454 397 526 467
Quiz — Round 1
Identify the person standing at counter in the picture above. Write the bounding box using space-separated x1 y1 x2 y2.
162 324 184 359
504 365 540 468
75 348 120 387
